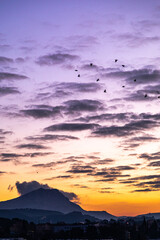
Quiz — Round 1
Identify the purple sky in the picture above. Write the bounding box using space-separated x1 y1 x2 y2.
1 0 160 216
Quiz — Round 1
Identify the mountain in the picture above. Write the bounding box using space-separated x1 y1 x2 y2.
0 188 83 214
137 213 160 220
0 209 98 224
85 211 117 220
0 188 116 221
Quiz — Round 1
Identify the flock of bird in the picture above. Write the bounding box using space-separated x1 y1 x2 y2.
75 60 160 99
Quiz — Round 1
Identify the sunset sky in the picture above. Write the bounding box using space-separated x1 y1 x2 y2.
1 0 160 216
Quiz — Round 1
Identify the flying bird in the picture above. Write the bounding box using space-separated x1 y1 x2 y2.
158 96 160 98
96 78 100 82
115 59 118 62
104 89 107 93
122 86 125 88
144 94 148 98
78 74 80 77
75 69 78 71
90 63 93 66
122 65 125 67
134 79 136 82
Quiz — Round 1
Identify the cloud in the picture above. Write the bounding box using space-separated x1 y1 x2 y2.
131 19 160 33
91 158 115 165
8 185 14 191
139 152 160 161
21 109 59 119
0 129 12 135
66 35 98 51
114 32 160 47
15 181 79 202
21 100 104 119
0 72 28 81
15 181 51 195
15 57 26 63
0 152 54 162
89 165 136 183
63 99 104 114
73 184 89 188
0 153 22 158
67 165 96 174
91 120 157 137
60 190 79 203
134 179 160 191
0 153 23 162
122 82 160 102
121 134 158 150
0 129 12 143
0 45 11 51
99 190 115 194
36 52 79 66
80 63 102 71
36 82 102 101
0 87 20 96
113 166 135 171
56 82 101 93
75 112 137 123
140 113 160 121
102 68 160 85
129 135 158 142
16 144 47 150
130 175 160 181
148 161 160 167
21 105 62 119
124 90 156 102
26 134 79 141
0 56 13 64
32 162 56 168
44 123 99 132
133 188 153 192
44 175 72 180
120 174 160 192
32 158 79 169
28 152 54 158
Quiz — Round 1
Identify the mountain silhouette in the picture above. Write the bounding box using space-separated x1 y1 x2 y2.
0 188 116 221
0 188 83 214
0 209 98 224
85 210 116 220
137 212 160 220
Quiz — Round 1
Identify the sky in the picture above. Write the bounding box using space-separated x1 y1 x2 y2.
0 0 160 216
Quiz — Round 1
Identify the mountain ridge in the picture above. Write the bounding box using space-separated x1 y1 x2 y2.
0 208 99 224
0 188 115 220
0 188 83 214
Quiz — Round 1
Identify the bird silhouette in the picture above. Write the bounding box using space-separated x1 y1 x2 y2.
75 69 78 71
75 60 157 102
